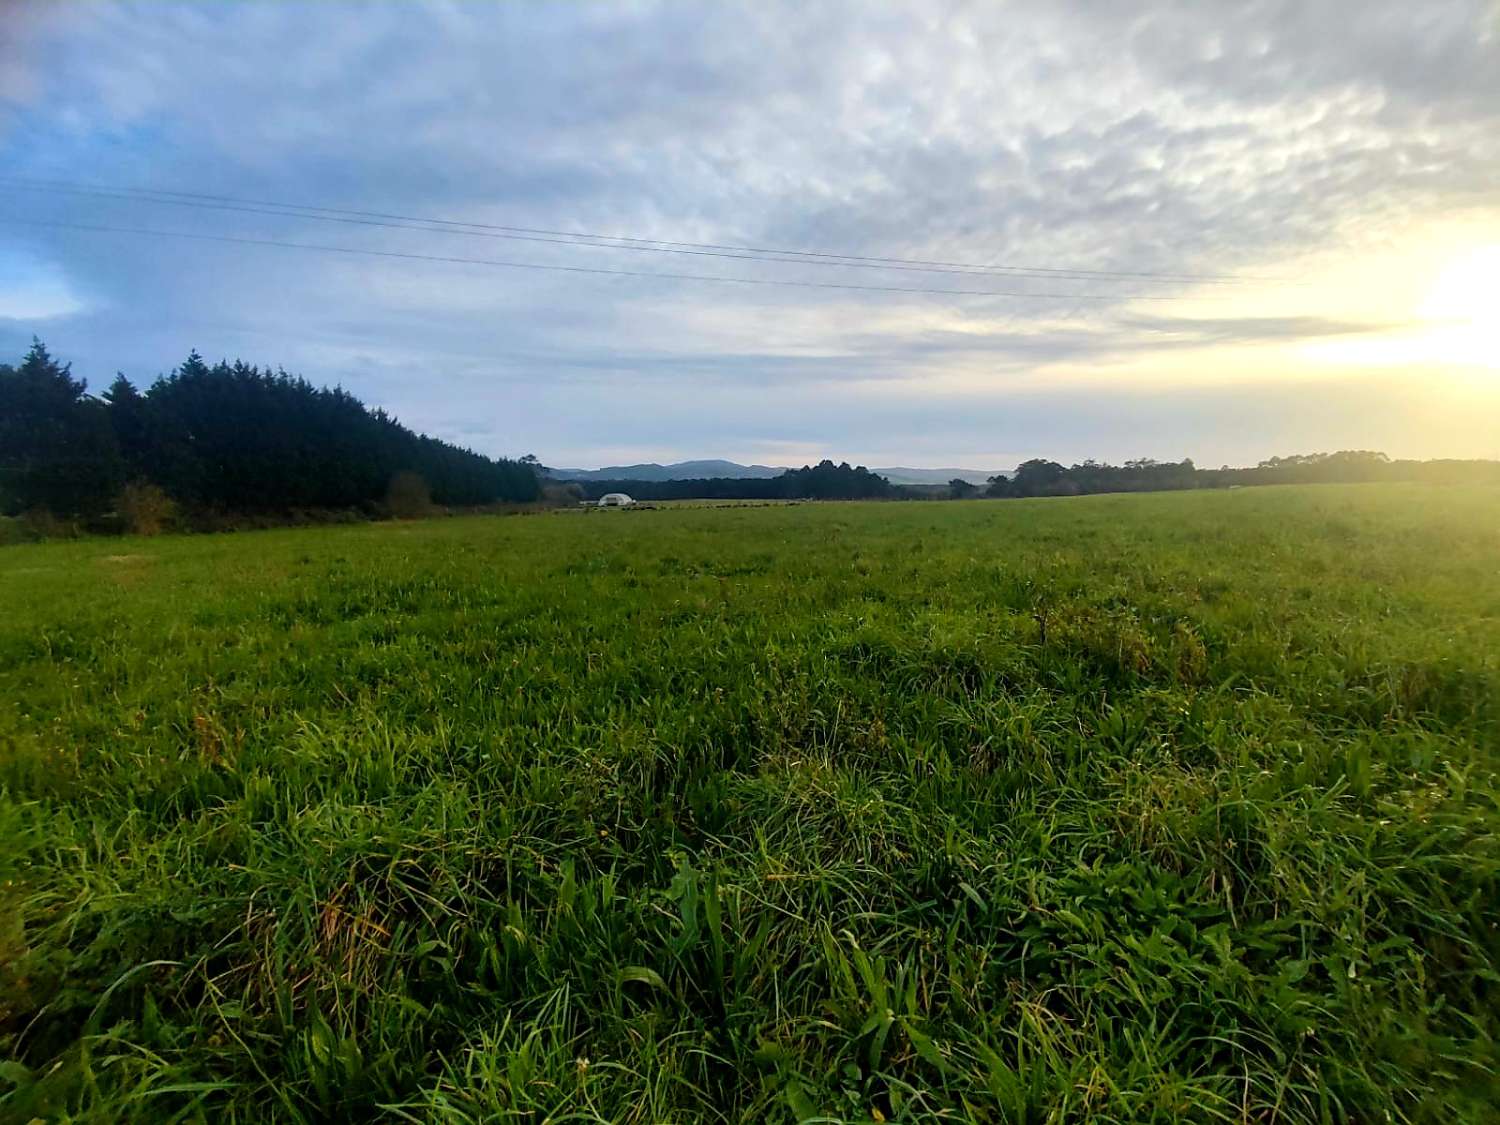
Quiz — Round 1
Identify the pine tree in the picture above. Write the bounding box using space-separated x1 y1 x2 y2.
0 339 123 516
104 373 150 477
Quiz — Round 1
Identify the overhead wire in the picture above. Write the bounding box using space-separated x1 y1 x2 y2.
0 175 1288 286
3 215 1220 300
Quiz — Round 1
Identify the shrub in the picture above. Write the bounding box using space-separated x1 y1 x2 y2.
542 481 586 507
18 507 75 540
119 481 177 536
386 471 435 519
0 516 35 545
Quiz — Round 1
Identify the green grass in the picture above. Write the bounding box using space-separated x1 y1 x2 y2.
2 484 1498 1123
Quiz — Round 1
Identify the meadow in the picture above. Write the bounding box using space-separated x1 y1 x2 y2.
2 484 1498 1123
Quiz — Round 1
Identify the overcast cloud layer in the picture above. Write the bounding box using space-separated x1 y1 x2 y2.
3 0 1498 468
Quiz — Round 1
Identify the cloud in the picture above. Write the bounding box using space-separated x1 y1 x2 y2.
1116 313 1417 346
0 0 1497 464
0 248 82 320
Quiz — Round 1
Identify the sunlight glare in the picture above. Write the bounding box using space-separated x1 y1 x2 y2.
1421 244 1500 324
1414 244 1500 368
1304 243 1500 370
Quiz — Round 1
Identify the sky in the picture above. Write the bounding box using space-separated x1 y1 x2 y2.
2 0 1498 471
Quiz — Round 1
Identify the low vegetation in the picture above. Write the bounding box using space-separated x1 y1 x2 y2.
2 484 1498 1122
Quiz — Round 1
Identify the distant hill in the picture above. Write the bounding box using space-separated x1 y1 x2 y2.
551 459 787 482
552 460 1008 484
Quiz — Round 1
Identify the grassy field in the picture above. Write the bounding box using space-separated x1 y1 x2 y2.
2 485 1498 1123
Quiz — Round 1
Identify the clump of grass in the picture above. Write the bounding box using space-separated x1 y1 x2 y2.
1 483 1498 1121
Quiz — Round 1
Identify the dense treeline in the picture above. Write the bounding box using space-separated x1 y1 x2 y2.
0 341 123 517
985 452 1500 498
587 451 1500 507
987 457 1200 497
1210 451 1500 487
0 340 539 524
575 460 895 502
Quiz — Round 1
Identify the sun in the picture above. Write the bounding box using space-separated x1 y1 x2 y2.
1301 242 1500 370
1421 245 1500 323
1413 244 1500 367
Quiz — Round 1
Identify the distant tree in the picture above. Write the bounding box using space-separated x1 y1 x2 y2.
1246 450 1394 485
0 339 123 516
779 460 893 499
1008 459 1067 496
949 478 978 499
577 461 894 502
605 450 1499 505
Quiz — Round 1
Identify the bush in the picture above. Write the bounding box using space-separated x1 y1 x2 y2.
0 516 35 545
19 507 76 540
541 481 586 507
386 471 435 519
119 482 177 536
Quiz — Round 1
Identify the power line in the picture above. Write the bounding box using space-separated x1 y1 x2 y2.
2 177 1247 285
1 215 1219 301
0 175 1281 286
3 182 1147 284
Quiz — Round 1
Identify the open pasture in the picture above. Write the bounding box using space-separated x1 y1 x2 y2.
2 485 1498 1122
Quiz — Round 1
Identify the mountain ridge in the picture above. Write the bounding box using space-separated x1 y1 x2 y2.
551 460 1007 485
550 459 786 482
